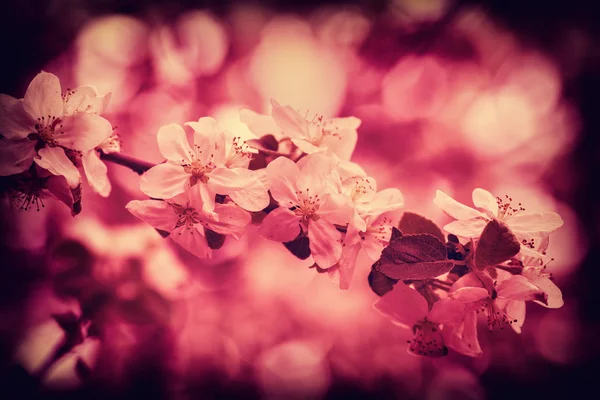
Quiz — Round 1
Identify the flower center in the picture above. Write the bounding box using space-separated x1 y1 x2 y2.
496 194 526 220
291 188 321 222
408 321 448 357
173 205 202 230
35 115 63 146
226 136 253 167
349 177 375 202
362 217 392 243
478 298 516 331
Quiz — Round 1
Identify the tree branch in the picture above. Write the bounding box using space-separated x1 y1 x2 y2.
100 152 156 175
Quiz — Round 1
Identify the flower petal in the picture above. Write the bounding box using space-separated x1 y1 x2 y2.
23 71 63 119
171 226 211 259
442 219 487 238
450 287 489 303
318 192 353 226
472 188 498 217
126 199 179 232
291 138 324 155
239 108 282 138
504 300 526 334
82 151 111 197
204 203 251 240
270 99 309 139
265 156 300 206
0 137 36 176
34 146 80 188
445 310 482 357
496 275 545 302
433 190 483 220
373 282 428 328
63 86 111 115
320 117 360 160
157 124 193 163
507 212 564 235
427 299 465 324
358 188 404 217
0 94 36 139
140 163 189 199
207 167 269 212
337 243 361 290
55 113 112 151
523 272 563 309
186 116 220 137
258 207 301 242
307 219 343 269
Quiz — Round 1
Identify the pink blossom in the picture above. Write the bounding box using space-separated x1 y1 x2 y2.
126 189 251 259
374 282 465 357
433 188 563 256
140 118 269 213
334 176 404 289
0 72 113 196
270 99 360 160
258 154 353 269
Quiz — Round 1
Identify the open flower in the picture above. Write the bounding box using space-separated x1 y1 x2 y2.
333 176 404 289
374 282 467 357
126 190 251 259
258 154 353 268
450 271 548 335
433 188 563 256
0 72 113 199
140 119 269 213
270 100 360 160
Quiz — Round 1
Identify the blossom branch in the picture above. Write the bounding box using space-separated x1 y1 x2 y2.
100 151 156 175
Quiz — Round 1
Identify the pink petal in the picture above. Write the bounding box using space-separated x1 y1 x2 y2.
207 167 269 211
258 207 301 242
204 203 251 240
34 146 81 188
239 108 282 138
125 199 179 231
504 300 526 334
140 163 189 199
361 231 386 261
337 243 361 290
523 271 563 309
0 94 36 139
496 275 544 302
157 124 193 163
358 188 404 217
507 212 564 235
472 188 498 217
291 138 324 155
445 310 482 357
373 282 428 328
442 219 487 238
270 99 309 139
297 153 342 194
433 190 483 220
318 192 353 226
265 156 300 206
55 113 112 151
45 175 76 211
196 182 216 214
427 299 465 324
320 117 360 160
171 225 211 259
449 272 485 293
82 151 111 197
450 287 490 303
23 71 63 120
336 158 367 180
185 116 221 137
63 86 111 115
0 137 36 176
307 219 343 269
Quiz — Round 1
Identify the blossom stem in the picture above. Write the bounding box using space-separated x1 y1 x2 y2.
100 151 156 175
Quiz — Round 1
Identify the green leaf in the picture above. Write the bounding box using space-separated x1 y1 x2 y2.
398 212 445 242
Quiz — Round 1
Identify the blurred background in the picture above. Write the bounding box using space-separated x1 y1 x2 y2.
1 0 599 399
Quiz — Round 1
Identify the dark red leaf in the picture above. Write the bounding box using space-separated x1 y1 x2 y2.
474 219 520 270
398 212 445 242
283 233 311 260
374 234 453 280
368 268 398 296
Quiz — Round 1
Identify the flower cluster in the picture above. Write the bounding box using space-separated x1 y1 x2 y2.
373 188 563 357
1 72 567 360
0 72 119 214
